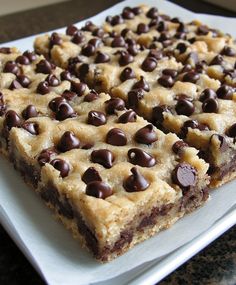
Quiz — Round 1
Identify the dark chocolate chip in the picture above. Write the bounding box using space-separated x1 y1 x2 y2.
4 110 21 130
16 75 31 88
81 44 96 57
49 97 66 112
22 122 39 135
180 120 209 138
135 124 157 144
35 59 54 74
133 76 150 91
127 43 139 56
50 159 70 178
9 80 22 90
227 123 236 138
15 55 30 65
0 47 11 54
106 128 127 146
0 93 6 116
70 81 86 96
122 7 135 19
210 54 224 66
177 22 187 33
38 147 57 166
119 51 134 66
22 105 38 119
37 81 50 95
127 88 144 111
172 163 196 188
60 70 72 81
46 74 60 87
181 64 192 73
132 6 142 15
152 105 171 125
146 7 158 19
50 32 62 48
182 71 200 83
110 15 124 26
118 110 137 123
81 21 96 31
176 42 187 54
137 23 149 34
66 25 78 36
123 167 149 192
202 98 218 113
92 28 105 38
121 28 130 37
84 90 99 102
141 57 157 72
157 21 167 32
221 46 236 57
175 32 186 40
216 85 233 100
199 88 216 102
148 49 163 60
210 134 228 152
72 31 85 44
56 102 75 121
82 167 102 184
87 111 107 126
105 98 125 114
23 50 36 62
197 25 209 35
120 67 136 82
58 131 80 152
3 61 20 75
86 181 112 199
162 69 178 78
88 38 101 48
172 140 189 154
158 75 174 88
62 90 77 101
158 32 170 42
95 51 110 63
77 63 89 80
111 36 126 47
175 99 195 116
91 149 114 168
128 148 156 167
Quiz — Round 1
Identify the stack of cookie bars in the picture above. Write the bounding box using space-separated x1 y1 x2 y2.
0 5 235 261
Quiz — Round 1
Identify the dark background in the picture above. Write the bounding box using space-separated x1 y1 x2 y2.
0 0 235 284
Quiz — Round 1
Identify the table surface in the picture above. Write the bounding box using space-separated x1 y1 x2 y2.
0 0 235 284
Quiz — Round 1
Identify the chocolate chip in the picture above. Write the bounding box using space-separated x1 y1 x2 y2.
0 47 11 54
183 71 200 83
49 97 66 112
16 75 31 88
141 57 157 72
176 42 187 54
162 69 178 78
46 74 60 87
210 54 224 66
135 124 157 145
92 28 105 38
158 75 175 88
4 110 21 130
137 23 149 34
110 15 124 26
175 32 186 40
158 32 170 43
210 134 228 152
15 55 30 65
105 98 125 114
37 81 50 95
128 148 156 167
172 163 196 188
22 105 38 119
0 93 6 116
132 6 142 15
181 64 192 73
56 102 75 121
86 181 112 199
35 59 54 74
122 7 135 19
197 25 209 35
9 80 22 90
88 38 101 48
50 159 70 178
221 46 236 57
58 131 80 152
123 167 149 192
118 110 137 123
84 90 99 102
202 98 218 113
38 147 57 166
50 32 62 48
66 25 78 36
148 49 163 60
60 70 72 81
227 123 236 137
152 105 171 125
95 51 110 63
81 44 95 57
91 149 114 168
82 167 102 184
199 88 216 102
177 22 187 33
81 21 96 31
87 111 106 126
23 50 36 62
146 7 158 18
3 61 20 75
22 122 39 135
111 36 126 47
70 81 86 96
127 43 139 56
175 99 195 116
157 21 167 32
62 90 77 101
216 85 233 100
120 67 136 82
118 51 134 66
127 88 144 111
133 76 150 91
172 140 189 154
180 120 209 138
77 63 89 80
106 128 127 146
72 31 85 44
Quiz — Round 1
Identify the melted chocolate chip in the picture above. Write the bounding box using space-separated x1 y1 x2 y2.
86 181 112 199
183 71 200 83
22 105 38 119
111 36 126 48
87 111 107 126
216 85 233 100
119 51 134 66
17 75 31 88
210 134 228 152
50 159 70 178
62 90 77 101
3 61 20 75
152 105 171 126
127 89 144 111
172 140 189 154
38 147 57 166
22 122 39 135
137 23 149 34
106 128 127 146
72 31 85 44
158 75 174 88
4 110 21 130
175 99 195 116
141 57 157 72
128 148 156 167
58 131 80 152
84 90 99 102
172 163 196 188
118 110 137 123
66 25 78 36
199 88 216 102
50 32 62 48
202 98 218 113
49 97 66 112
123 167 149 192
15 55 30 65
180 120 209 138
53 100 75 121
35 60 54 74
60 70 72 81
120 67 136 82
37 81 50 95
135 124 157 144
91 149 114 168
77 63 89 80
71 81 86 96
133 76 150 91
95 51 110 63
82 167 102 184
9 80 22 90
105 98 125 114
227 123 236 137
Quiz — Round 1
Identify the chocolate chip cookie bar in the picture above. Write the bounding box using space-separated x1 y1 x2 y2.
0 47 209 261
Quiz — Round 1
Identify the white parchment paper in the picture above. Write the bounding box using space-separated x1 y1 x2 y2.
0 1 236 284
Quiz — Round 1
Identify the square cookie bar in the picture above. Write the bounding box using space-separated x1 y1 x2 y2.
0 48 209 261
